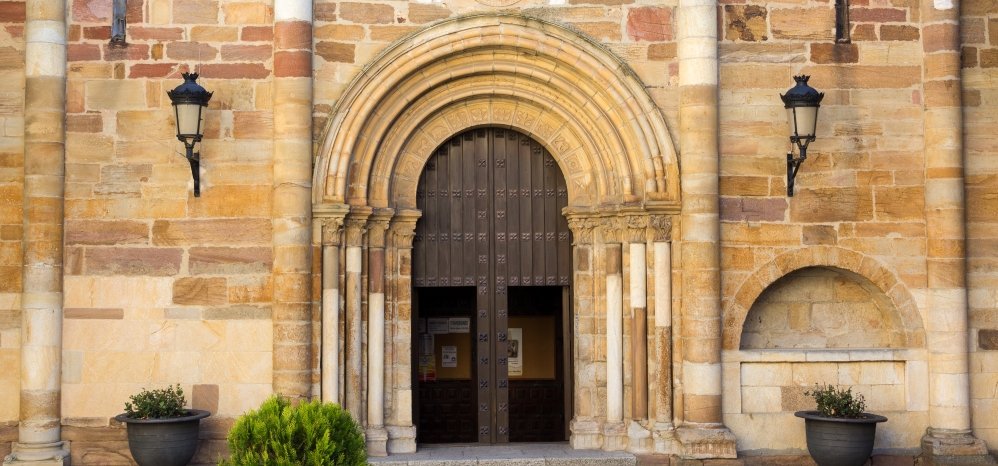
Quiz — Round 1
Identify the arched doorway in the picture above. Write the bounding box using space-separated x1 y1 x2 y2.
412 128 572 444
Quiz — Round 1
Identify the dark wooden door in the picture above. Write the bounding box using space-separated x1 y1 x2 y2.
413 128 572 444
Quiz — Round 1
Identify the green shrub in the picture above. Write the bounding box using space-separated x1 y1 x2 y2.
220 396 366 466
806 384 866 418
123 384 187 419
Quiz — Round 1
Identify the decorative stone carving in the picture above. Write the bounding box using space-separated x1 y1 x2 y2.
566 215 600 245
321 217 345 246
390 210 422 249
648 215 673 242
345 209 372 247
367 210 394 248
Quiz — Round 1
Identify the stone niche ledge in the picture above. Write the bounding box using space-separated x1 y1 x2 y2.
723 347 926 363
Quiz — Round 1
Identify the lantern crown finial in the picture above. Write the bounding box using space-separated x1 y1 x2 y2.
781 74 824 109
167 72 213 106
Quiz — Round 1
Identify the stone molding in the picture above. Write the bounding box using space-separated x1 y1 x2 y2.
313 13 680 209
388 209 421 249
722 246 925 351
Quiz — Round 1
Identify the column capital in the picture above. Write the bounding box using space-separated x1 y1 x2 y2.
565 211 601 245
345 206 372 246
367 208 394 248
389 209 422 249
648 215 673 242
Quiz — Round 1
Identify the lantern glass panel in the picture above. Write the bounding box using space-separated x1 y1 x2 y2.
175 102 204 141
789 106 819 140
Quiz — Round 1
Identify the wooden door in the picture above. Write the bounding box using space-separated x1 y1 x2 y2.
413 128 572 444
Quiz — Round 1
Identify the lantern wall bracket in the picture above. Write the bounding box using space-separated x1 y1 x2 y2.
787 135 813 197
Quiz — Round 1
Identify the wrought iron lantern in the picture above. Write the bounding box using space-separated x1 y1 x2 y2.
781 75 824 196
167 72 212 197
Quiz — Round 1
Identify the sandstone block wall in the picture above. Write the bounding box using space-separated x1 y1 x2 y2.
0 0 24 437
964 0 998 452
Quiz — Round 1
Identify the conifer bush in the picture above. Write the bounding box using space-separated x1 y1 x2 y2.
220 396 366 466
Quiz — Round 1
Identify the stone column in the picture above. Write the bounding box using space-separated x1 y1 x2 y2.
343 209 370 420
316 205 349 405
650 215 678 454
919 0 992 461
385 210 419 454
605 242 624 436
365 211 391 456
5 0 70 461
676 0 735 457
630 241 648 422
271 0 314 401
566 214 601 450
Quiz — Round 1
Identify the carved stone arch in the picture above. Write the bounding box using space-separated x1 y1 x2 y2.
722 246 926 351
313 13 679 209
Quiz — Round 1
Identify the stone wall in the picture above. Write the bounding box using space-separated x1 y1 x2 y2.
964 0 998 453
0 0 24 428
60 0 277 431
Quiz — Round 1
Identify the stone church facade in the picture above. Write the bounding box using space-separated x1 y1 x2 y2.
1 0 997 462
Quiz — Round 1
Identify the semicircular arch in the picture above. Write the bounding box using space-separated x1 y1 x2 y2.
313 13 679 208
722 246 925 351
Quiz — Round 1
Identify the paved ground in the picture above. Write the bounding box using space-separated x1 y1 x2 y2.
367 443 921 466
367 443 638 465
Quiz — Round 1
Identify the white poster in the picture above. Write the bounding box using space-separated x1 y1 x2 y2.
428 318 449 334
508 328 523 376
448 317 471 333
441 346 458 368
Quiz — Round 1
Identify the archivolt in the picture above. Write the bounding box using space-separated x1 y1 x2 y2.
313 13 679 208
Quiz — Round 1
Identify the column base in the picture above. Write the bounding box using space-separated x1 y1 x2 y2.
386 425 416 454
653 422 682 455
603 421 628 451
918 429 996 465
366 426 389 457
676 424 737 459
570 418 603 450
627 421 653 453
3 442 70 465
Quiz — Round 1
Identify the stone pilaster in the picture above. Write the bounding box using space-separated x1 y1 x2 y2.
271 0 314 401
385 209 419 454
566 213 602 450
5 0 69 461
918 0 993 462
676 0 735 457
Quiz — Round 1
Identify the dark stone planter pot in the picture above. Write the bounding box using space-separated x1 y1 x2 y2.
795 410 887 466
115 409 211 466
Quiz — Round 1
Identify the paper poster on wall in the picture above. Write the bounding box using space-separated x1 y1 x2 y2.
448 317 471 333
508 327 523 376
441 346 458 368
418 333 435 381
428 318 449 334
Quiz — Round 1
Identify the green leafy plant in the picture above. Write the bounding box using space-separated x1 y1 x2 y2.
806 384 867 418
123 384 188 419
220 396 366 466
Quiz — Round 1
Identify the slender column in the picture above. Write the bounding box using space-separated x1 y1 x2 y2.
919 0 991 460
386 210 419 454
653 239 673 425
317 207 348 405
271 0 314 400
606 243 624 425
676 0 735 457
366 211 391 456
344 210 370 420
6 0 69 460
630 242 648 420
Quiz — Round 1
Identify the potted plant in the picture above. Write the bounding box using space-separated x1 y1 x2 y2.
114 384 210 466
795 384 887 466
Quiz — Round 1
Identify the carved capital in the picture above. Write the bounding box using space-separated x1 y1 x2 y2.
390 209 422 249
566 214 600 245
321 217 345 246
623 214 649 243
345 208 372 246
648 215 673 242
367 209 394 248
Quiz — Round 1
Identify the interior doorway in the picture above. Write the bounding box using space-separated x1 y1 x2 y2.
412 128 573 444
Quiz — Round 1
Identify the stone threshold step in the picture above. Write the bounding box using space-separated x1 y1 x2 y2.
369 443 637 466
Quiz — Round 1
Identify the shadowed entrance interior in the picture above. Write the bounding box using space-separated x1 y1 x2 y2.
412 128 572 444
